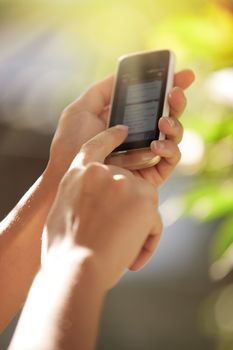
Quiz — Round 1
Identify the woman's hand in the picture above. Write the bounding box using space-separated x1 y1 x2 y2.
43 126 162 291
47 70 195 187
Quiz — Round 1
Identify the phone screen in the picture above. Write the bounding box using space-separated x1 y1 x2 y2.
109 50 170 152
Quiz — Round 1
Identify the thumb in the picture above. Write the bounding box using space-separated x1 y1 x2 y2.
78 125 128 165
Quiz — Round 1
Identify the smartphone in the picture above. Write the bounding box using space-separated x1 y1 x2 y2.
105 49 175 170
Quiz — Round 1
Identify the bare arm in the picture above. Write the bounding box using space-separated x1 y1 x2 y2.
0 77 114 331
9 253 105 350
0 71 194 331
0 167 60 331
9 126 162 350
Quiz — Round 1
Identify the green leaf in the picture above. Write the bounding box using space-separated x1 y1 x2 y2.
184 183 233 221
211 216 233 260
183 113 233 144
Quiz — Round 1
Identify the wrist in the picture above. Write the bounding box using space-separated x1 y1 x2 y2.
41 247 107 297
46 146 79 182
42 160 65 190
39 160 67 209
10 247 106 350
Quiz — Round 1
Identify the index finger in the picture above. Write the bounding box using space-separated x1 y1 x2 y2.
79 125 128 165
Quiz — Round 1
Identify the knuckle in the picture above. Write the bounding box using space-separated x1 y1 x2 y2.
67 167 80 181
84 162 108 179
112 174 129 191
110 175 136 201
82 137 103 154
60 167 80 190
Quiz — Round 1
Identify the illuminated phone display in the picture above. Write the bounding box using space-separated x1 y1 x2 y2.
109 50 172 152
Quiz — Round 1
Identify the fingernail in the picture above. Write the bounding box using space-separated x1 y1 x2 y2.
169 86 182 99
115 124 128 131
163 117 175 128
152 141 165 151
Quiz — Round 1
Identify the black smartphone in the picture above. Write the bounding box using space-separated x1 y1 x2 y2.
106 49 175 170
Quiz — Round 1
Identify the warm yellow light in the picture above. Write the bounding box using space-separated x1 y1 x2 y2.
179 129 205 169
205 68 233 107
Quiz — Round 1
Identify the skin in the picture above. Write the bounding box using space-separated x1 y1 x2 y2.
10 126 163 350
0 69 195 331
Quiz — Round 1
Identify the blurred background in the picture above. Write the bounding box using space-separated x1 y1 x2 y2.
0 0 232 349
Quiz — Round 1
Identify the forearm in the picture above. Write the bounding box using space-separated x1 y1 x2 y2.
9 251 105 350
0 164 61 330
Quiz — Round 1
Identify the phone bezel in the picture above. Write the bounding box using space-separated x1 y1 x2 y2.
108 50 175 153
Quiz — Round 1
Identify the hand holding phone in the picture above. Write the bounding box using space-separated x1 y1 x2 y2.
106 50 175 170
